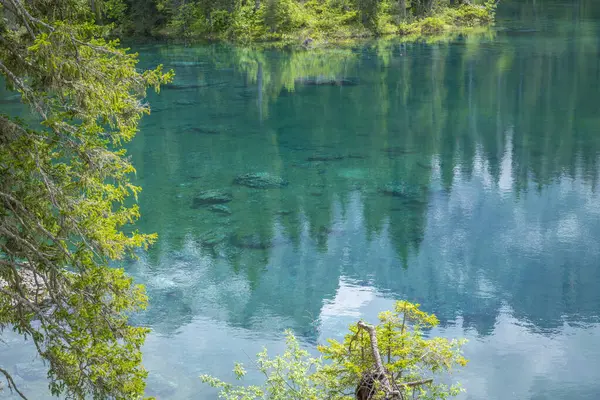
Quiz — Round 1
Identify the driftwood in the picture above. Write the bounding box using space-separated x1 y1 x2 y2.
355 321 433 400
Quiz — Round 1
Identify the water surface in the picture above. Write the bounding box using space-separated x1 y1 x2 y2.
2 1 600 399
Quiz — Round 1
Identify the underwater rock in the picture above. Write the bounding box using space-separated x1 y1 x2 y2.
347 153 368 159
291 161 321 169
307 154 345 162
316 225 331 237
308 183 326 197
416 161 432 170
286 145 308 151
381 146 417 156
209 111 239 119
236 89 256 99
380 183 424 199
164 83 206 90
208 204 232 215
148 106 167 113
402 198 427 208
390 197 427 212
174 99 196 106
233 173 288 189
169 61 207 67
164 81 228 91
502 28 540 36
191 189 233 208
198 229 228 246
185 126 220 135
295 77 359 86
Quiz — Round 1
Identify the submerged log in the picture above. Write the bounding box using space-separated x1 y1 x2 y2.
191 189 233 208
233 172 288 189
295 76 359 87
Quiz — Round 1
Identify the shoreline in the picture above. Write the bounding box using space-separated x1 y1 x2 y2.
120 3 495 49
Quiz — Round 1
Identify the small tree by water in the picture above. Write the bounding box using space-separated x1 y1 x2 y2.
201 301 467 400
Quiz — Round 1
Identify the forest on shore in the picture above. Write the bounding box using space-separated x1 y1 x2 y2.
106 0 496 43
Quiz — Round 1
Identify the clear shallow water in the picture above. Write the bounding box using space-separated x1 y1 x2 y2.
3 1 600 399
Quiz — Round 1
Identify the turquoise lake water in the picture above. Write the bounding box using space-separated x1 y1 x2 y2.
2 0 600 398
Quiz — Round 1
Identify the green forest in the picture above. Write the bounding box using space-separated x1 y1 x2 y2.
111 0 495 43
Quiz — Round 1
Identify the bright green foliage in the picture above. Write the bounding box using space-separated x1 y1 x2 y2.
167 2 209 39
114 0 495 43
0 0 172 398
202 301 468 399
398 2 495 36
201 331 327 399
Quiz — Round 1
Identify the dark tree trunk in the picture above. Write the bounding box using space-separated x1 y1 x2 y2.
356 372 378 400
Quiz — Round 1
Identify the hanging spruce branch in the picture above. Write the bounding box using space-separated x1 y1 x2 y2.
0 0 173 398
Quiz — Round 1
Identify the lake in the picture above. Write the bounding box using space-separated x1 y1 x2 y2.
2 0 600 399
